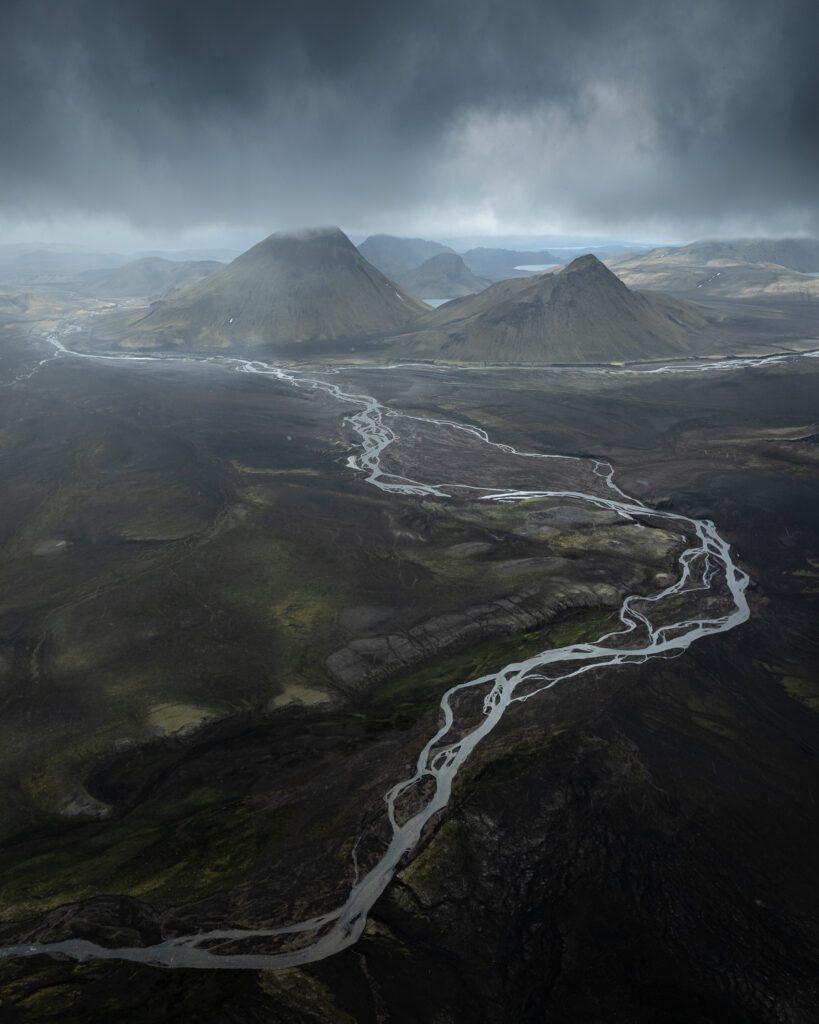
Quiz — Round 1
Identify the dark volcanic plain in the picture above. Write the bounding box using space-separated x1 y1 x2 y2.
0 296 817 1023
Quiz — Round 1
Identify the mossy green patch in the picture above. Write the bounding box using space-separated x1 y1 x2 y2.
146 702 218 735
402 817 471 898
0 790 293 922
467 731 564 785
361 606 619 733
546 607 622 647
781 675 819 712
258 969 358 1024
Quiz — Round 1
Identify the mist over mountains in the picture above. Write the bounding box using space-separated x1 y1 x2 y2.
6 0 819 1019
3 2 819 1021
8 223 811 363
83 227 736 366
79 257 222 298
3 0 819 241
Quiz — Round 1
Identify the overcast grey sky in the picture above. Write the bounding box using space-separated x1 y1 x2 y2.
2 0 818 248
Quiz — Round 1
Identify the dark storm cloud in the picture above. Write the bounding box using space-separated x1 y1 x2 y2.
2 0 818 237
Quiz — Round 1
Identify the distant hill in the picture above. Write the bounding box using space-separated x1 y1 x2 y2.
460 247 560 281
125 227 427 351
656 238 819 272
0 246 127 285
397 253 490 300
0 290 30 314
357 235 455 278
78 257 223 298
608 238 819 299
135 248 241 263
393 255 715 363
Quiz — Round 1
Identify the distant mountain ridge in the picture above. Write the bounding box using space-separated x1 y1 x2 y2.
0 246 127 285
460 247 560 281
394 254 715 363
357 235 455 278
125 227 427 350
652 238 819 272
397 253 490 300
97 231 737 364
79 257 222 298
608 237 819 299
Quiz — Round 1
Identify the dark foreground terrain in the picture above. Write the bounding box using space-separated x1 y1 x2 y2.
0 309 817 1021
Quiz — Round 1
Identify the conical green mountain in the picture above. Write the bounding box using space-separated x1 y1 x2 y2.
395 254 715 362
127 227 427 350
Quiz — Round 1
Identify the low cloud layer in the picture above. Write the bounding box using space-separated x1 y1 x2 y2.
3 0 818 243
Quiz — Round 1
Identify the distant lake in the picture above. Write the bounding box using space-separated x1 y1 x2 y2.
514 263 560 272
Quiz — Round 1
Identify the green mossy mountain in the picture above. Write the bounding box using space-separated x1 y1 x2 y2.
395 254 715 363
126 227 427 350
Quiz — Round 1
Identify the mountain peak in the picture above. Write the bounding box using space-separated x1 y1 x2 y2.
246 226 353 254
562 253 612 275
418 252 469 270
260 225 346 241
272 226 348 243
555 253 632 295
398 248 711 363
127 226 426 350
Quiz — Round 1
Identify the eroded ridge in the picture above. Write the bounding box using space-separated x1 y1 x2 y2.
0 335 750 970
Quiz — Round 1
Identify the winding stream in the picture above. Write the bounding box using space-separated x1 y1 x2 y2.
0 334 753 969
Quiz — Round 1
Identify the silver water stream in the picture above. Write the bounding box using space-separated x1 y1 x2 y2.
0 332 754 969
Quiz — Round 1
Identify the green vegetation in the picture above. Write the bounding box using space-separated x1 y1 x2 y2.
258 971 359 1024
781 675 819 713
360 606 619 733
546 606 622 647
0 783 294 922
401 818 472 903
